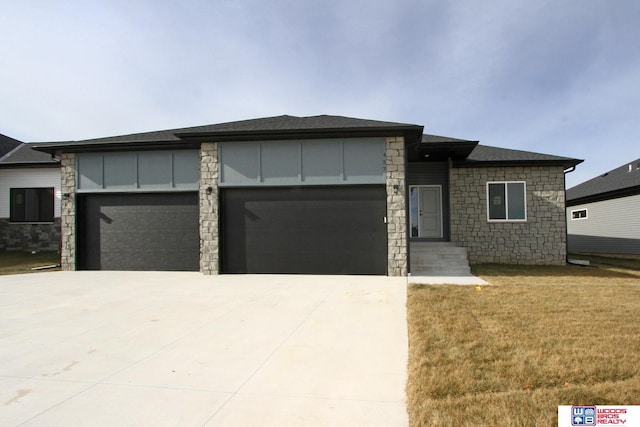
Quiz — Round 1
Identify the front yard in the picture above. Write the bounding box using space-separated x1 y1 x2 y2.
407 264 640 426
0 251 60 275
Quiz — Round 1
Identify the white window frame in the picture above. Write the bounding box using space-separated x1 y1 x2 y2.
486 181 527 222
571 208 588 220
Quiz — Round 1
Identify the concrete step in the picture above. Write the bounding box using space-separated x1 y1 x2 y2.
411 253 468 261
411 262 469 270
411 250 468 257
411 267 472 276
409 241 472 276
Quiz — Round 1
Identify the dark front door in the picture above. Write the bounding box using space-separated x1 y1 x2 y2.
221 186 387 274
77 193 199 271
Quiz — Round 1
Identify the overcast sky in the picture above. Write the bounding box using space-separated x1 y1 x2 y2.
1 0 639 188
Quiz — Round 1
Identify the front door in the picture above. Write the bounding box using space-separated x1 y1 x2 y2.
410 186 443 238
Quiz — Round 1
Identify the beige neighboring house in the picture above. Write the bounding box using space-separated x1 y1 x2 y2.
30 115 582 274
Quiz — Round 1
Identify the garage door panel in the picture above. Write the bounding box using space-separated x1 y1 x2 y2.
221 187 387 274
78 193 198 271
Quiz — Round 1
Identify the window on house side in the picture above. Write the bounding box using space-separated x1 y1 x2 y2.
10 188 54 223
571 209 587 220
487 182 526 221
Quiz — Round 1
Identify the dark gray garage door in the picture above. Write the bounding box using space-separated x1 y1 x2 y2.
221 186 387 274
77 193 199 271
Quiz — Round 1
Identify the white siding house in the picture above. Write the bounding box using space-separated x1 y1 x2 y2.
0 168 62 218
567 158 640 254
0 143 61 251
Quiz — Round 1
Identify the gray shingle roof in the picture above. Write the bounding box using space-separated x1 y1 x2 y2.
466 145 581 164
0 133 22 157
62 115 422 144
27 115 581 169
421 134 475 144
0 143 59 166
567 157 640 203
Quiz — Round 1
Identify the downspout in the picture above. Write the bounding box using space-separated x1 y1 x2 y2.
563 165 577 264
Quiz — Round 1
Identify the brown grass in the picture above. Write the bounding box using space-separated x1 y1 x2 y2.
0 251 60 275
407 264 640 426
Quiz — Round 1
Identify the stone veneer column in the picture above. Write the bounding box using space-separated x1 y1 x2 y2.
385 136 407 276
60 153 76 270
199 142 219 274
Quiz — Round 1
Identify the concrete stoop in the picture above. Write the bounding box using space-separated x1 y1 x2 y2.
409 241 472 276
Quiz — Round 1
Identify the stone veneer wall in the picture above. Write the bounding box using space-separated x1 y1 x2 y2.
386 136 407 276
450 165 566 265
0 218 61 251
60 153 76 270
199 142 219 274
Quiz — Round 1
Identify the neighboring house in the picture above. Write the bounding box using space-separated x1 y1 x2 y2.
0 141 61 251
32 115 581 274
0 133 22 157
566 158 640 254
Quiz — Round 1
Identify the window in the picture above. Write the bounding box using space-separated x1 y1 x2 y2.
487 182 526 221
10 188 54 223
571 209 588 220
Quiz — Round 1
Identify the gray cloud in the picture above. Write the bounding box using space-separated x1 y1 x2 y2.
1 0 639 187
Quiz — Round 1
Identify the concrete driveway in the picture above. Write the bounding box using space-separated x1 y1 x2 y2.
0 272 408 426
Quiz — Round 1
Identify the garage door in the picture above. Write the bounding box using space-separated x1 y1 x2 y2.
221 186 387 274
77 193 199 271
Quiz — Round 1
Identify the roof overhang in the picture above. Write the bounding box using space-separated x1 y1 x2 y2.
30 140 200 155
453 158 583 169
175 125 424 143
0 162 59 169
31 125 425 155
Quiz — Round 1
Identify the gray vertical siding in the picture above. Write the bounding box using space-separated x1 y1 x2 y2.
76 150 199 192
407 161 450 240
218 138 386 186
567 194 640 253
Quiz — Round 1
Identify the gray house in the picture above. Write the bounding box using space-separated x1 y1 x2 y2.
0 141 61 251
567 158 640 254
32 115 581 275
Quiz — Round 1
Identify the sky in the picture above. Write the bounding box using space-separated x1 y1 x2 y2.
1 0 639 188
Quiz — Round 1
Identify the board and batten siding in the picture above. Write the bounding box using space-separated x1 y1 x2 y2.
76 150 199 192
567 194 640 254
218 138 386 187
0 168 61 218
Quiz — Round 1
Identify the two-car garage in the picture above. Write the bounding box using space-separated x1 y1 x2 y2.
220 186 387 274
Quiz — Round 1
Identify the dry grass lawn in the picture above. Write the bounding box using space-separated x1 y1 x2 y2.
407 264 640 426
0 251 60 275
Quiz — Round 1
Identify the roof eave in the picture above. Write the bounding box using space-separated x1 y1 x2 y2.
0 162 59 169
30 139 199 154
453 159 583 169
414 141 479 160
175 125 424 143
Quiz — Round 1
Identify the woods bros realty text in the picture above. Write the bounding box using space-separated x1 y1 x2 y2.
558 406 640 426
